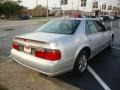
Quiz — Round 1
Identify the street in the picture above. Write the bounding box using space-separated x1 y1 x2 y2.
0 19 120 90
0 20 44 57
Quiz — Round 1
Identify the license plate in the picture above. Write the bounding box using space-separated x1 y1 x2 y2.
24 46 31 53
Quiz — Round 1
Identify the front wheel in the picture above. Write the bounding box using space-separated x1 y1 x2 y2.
73 50 88 75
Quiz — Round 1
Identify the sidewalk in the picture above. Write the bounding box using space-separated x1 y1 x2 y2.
0 58 80 90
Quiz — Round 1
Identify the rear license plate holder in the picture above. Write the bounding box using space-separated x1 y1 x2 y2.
24 46 31 53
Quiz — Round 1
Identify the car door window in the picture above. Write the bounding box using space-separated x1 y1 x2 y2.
86 20 98 34
94 21 106 32
85 21 91 34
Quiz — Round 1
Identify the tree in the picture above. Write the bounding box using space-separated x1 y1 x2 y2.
0 3 2 15
0 0 4 15
34 5 45 9
0 0 23 19
0 0 4 3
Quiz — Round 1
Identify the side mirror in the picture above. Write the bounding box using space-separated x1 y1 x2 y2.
106 27 111 30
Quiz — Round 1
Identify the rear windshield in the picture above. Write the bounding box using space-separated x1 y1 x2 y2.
36 19 81 35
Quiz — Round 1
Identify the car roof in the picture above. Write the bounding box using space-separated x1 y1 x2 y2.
52 17 99 21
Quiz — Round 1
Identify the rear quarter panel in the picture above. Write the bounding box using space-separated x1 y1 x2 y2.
58 20 90 67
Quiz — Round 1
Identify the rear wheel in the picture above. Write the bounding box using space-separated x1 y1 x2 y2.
73 50 88 75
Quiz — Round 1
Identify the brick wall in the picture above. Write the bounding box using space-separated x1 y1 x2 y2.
19 9 47 17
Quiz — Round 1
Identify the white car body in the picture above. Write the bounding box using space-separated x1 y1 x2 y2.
11 18 114 76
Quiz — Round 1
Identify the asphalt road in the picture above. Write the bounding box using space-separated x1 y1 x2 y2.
0 19 120 90
0 23 41 57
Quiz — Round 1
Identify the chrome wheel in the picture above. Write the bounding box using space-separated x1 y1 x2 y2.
73 50 88 74
78 55 87 72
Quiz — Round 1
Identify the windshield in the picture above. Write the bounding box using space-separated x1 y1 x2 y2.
36 19 81 35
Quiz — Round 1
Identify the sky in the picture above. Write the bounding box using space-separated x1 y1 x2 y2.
14 0 119 12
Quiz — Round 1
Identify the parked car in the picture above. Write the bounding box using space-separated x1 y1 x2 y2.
114 16 120 20
99 16 104 21
89 16 96 18
109 16 114 20
11 18 114 76
100 16 110 21
18 15 30 20
86 16 96 18
0 14 5 19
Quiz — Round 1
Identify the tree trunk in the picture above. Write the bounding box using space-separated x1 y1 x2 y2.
6 15 10 20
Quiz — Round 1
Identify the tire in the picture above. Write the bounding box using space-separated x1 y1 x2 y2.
73 50 88 75
107 36 114 49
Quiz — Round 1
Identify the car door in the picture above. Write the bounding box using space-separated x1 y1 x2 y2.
94 21 111 48
85 20 104 57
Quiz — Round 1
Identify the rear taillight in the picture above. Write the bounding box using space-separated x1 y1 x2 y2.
35 48 61 61
35 48 45 59
12 42 19 51
45 49 61 60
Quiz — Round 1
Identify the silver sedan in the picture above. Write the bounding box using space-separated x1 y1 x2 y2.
11 18 114 76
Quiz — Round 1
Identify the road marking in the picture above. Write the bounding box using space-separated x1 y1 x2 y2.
87 65 111 90
112 47 120 50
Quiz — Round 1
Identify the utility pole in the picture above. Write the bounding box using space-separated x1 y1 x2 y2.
77 0 79 11
63 0 65 17
36 0 38 7
60 0 62 16
118 0 120 28
118 2 120 15
54 4 56 8
47 0 49 20
71 1 74 16
61 0 68 17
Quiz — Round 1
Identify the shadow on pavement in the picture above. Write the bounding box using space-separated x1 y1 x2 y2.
55 50 113 90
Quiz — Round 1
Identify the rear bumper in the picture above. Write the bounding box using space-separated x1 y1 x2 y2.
11 49 71 76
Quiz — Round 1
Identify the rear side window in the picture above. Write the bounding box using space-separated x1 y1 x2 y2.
94 21 106 32
85 21 90 34
85 20 98 34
